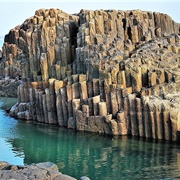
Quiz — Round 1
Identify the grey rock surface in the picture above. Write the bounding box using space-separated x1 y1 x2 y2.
0 161 78 180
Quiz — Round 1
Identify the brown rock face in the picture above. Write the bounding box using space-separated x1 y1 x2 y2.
1 8 180 141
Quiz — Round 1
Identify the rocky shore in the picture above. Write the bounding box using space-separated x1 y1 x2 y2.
0 8 180 141
0 161 90 180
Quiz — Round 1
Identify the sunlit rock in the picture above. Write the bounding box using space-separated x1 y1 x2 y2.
0 8 180 141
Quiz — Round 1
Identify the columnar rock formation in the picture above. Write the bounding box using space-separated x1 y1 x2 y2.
0 8 180 141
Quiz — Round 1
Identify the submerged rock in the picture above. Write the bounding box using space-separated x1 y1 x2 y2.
0 8 180 141
80 176 91 180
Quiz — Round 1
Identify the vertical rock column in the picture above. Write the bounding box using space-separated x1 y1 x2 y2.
55 80 64 126
110 85 119 118
35 89 45 123
136 98 144 137
117 111 128 135
71 99 81 128
45 79 57 124
66 85 73 119
40 53 49 81
162 105 171 141
123 96 131 134
170 109 180 141
60 87 68 126
128 94 138 136
29 82 38 121
155 104 164 140
148 103 156 139
145 104 153 139
99 102 107 116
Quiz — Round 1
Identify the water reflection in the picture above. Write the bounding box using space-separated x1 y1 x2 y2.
4 121 180 180
0 138 24 165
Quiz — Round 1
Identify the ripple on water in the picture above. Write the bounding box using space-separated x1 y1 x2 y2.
0 110 21 139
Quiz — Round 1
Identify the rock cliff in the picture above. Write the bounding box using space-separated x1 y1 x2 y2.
1 8 180 141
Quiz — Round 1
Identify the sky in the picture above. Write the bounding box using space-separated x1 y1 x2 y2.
0 1 179 42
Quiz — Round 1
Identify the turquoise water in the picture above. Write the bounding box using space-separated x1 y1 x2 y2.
0 98 180 180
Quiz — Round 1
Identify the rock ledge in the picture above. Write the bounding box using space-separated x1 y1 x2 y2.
0 161 89 180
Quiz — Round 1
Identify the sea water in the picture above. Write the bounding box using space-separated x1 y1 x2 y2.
0 97 180 180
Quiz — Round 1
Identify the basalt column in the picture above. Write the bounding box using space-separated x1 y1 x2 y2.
1 8 179 141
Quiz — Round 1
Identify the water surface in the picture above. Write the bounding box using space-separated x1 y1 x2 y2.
0 97 180 180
